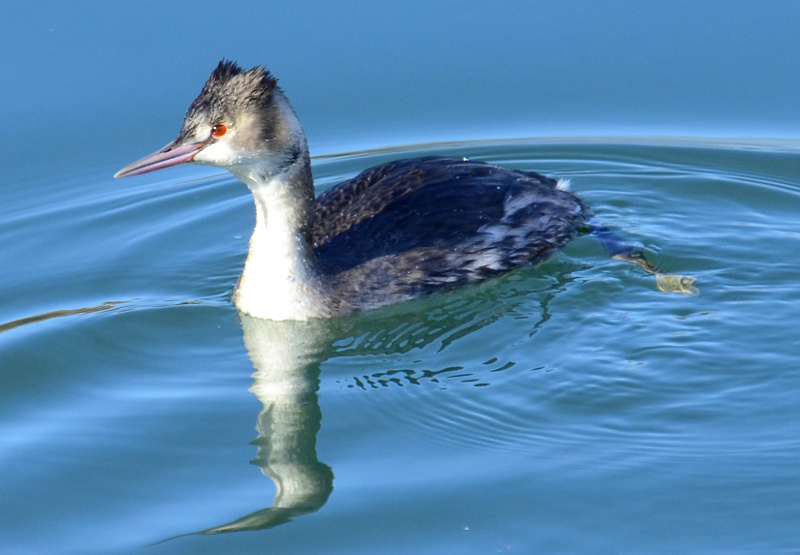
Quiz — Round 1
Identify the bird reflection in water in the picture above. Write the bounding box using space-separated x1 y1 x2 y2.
151 271 567 546
197 315 334 535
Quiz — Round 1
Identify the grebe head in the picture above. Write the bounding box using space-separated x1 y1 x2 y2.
114 60 307 180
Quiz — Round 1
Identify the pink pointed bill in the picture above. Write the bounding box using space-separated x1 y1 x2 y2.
114 142 203 178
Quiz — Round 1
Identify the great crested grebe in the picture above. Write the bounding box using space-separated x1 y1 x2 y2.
115 61 693 320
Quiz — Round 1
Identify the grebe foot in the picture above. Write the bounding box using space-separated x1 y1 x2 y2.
588 222 699 295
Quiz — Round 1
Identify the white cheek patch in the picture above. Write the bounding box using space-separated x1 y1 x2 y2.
194 137 241 166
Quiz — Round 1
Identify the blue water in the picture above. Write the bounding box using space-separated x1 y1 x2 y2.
3 3 800 554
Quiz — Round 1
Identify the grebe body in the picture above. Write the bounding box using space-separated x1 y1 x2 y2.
115 61 592 320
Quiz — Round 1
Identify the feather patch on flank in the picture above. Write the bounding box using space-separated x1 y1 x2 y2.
556 179 571 191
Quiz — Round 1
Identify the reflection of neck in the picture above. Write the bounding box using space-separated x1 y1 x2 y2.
245 321 333 512
211 315 333 534
246 315 332 512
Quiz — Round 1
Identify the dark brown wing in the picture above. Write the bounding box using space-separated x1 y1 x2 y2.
312 157 588 281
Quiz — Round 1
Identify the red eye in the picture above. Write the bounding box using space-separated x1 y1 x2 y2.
212 124 227 138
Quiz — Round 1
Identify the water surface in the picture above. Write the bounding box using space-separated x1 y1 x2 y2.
3 2 800 553
3 137 800 554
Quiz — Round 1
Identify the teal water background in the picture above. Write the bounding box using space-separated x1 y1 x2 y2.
2 2 800 553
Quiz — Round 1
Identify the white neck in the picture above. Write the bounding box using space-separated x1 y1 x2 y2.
231 159 332 320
